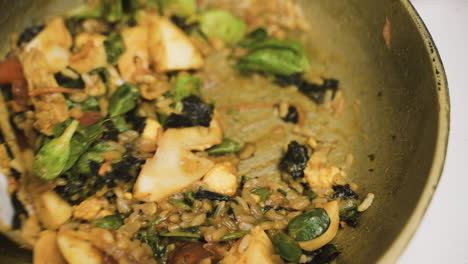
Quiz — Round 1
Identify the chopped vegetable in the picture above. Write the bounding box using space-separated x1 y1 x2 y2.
272 232 302 263
238 28 268 48
75 141 121 174
17 25 44 45
91 214 123 230
173 75 202 103
137 232 167 260
279 141 309 179
305 244 341 264
0 58 24 84
169 200 191 211
160 232 201 240
104 33 126 65
199 10 246 44
236 38 309 76
221 230 250 241
332 184 358 200
165 95 213 128
251 187 272 202
339 204 360 227
33 120 79 180
288 208 330 241
162 0 197 17
193 190 233 201
108 83 141 117
54 72 85 89
206 138 241 155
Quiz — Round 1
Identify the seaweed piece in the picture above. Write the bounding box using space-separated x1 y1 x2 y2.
281 105 299 124
279 141 309 179
101 120 120 141
332 184 358 200
193 190 233 201
165 95 213 128
54 72 85 89
17 25 44 45
305 244 341 264
339 205 360 228
275 74 339 104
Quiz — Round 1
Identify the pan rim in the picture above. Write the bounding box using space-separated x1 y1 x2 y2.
377 0 450 263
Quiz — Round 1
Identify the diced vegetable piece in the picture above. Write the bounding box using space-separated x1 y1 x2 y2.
272 232 302 263
108 83 141 117
25 18 72 73
36 191 72 230
238 28 268 48
339 202 360 227
288 208 330 241
69 33 107 74
91 214 123 230
133 115 222 202
105 0 124 23
221 230 250 241
57 229 104 264
33 120 79 180
162 0 197 17
34 231 67 264
147 15 204 72
206 138 241 155
173 75 202 103
54 71 84 89
251 187 272 202
169 200 191 211
160 232 201 240
279 141 309 179
104 33 126 65
199 10 246 44
0 58 24 84
223 226 284 264
202 162 238 196
118 26 150 82
193 189 233 201
298 201 340 251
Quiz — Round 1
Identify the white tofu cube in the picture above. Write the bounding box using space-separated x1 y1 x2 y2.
202 162 238 196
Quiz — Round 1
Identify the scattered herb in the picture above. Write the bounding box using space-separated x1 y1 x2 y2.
169 200 191 211
288 208 330 241
91 214 123 230
173 75 202 103
162 0 197 17
206 138 241 155
339 204 360 227
138 232 167 260
108 83 141 117
273 232 302 263
221 230 250 241
238 28 268 48
305 244 341 264
104 33 126 65
279 141 309 179
193 190 233 201
165 95 213 128
54 71 85 89
199 10 246 44
251 187 272 202
160 232 201 240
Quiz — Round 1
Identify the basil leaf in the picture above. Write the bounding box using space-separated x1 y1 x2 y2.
104 33 126 65
251 187 272 202
288 208 330 241
273 232 302 263
91 214 123 230
200 10 246 44
206 138 241 155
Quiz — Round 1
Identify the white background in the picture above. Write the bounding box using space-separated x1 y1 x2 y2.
399 0 468 263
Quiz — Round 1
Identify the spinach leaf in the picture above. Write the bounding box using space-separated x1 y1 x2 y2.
221 231 250 241
200 10 246 44
91 214 123 230
238 28 268 48
173 75 202 103
54 71 85 89
193 190 233 201
273 232 302 263
288 208 330 241
279 141 309 179
206 138 241 155
108 83 141 117
137 232 167 260
251 187 272 202
104 33 126 65
165 95 213 128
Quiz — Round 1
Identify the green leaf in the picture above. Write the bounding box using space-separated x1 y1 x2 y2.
108 83 141 117
161 0 197 17
105 0 124 23
288 208 330 241
33 120 79 180
200 10 246 44
251 187 272 202
66 96 100 112
206 138 241 155
272 232 302 262
104 33 126 65
75 141 121 174
169 200 191 211
221 231 250 241
91 214 123 230
306 189 318 200
137 232 167 260
238 28 268 48
173 75 202 103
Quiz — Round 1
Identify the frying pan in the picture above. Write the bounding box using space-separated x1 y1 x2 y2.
0 0 449 263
